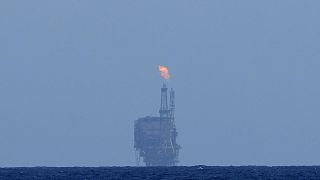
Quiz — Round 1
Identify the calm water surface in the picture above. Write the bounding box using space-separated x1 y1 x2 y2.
1 166 320 179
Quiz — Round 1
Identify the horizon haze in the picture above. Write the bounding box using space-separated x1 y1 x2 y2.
1 1 320 166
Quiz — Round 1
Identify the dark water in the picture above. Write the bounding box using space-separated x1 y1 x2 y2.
1 166 320 180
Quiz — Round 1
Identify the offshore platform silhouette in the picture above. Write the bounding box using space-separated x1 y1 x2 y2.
134 84 180 166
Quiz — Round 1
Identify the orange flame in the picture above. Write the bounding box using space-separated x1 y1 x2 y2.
158 65 171 80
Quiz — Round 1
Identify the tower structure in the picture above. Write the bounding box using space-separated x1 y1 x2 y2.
159 84 170 118
134 84 180 166
169 88 175 119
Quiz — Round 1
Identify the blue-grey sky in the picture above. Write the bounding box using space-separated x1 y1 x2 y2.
1 1 320 166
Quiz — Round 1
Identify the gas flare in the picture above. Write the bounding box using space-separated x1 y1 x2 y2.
158 65 171 80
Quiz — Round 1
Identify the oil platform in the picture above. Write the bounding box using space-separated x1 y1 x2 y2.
134 84 180 166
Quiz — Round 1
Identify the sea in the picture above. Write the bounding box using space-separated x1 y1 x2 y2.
0 166 320 180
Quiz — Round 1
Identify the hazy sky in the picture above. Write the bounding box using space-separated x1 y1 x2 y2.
1 1 320 166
